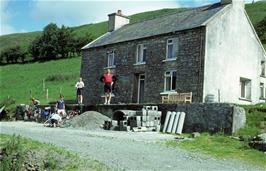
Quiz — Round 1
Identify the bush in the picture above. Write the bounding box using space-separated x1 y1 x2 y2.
1 135 25 171
45 74 76 82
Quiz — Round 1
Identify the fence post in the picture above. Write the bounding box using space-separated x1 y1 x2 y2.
42 79 45 92
46 88 49 100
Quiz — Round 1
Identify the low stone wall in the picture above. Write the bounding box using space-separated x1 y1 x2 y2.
86 103 246 135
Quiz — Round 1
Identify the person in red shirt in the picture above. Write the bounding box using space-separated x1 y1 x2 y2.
102 69 113 104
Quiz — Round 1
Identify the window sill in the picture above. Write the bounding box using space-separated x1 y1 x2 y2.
160 91 177 95
104 66 116 69
239 98 252 102
162 58 177 62
134 62 146 66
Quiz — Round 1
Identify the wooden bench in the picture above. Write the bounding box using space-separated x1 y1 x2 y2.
161 92 192 104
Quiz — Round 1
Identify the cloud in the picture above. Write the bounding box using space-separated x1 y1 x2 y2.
30 0 180 27
0 0 27 35
0 0 16 35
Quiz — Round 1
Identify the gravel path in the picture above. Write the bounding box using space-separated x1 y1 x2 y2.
0 121 264 171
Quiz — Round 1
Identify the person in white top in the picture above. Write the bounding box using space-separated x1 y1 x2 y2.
50 113 62 127
75 77 85 104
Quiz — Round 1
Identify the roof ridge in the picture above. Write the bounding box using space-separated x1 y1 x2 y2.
125 3 220 27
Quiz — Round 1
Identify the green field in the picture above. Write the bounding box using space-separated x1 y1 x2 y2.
0 57 81 105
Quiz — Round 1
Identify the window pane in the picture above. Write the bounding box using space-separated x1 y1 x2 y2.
137 45 141 62
143 48 147 62
172 71 177 90
165 76 171 91
261 61 265 76
240 81 245 98
245 81 251 100
167 44 173 59
260 83 264 99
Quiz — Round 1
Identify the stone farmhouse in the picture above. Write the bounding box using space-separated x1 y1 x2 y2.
81 0 266 105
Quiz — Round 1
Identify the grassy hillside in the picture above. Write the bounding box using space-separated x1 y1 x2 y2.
245 1 266 50
0 8 182 53
0 2 265 53
0 57 81 105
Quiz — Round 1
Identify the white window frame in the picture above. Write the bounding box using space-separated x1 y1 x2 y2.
136 44 146 64
107 50 115 68
165 38 179 61
240 78 252 101
164 70 177 92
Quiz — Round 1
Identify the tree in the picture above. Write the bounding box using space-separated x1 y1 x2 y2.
29 36 42 61
0 46 25 64
57 25 72 58
73 34 93 55
40 23 59 60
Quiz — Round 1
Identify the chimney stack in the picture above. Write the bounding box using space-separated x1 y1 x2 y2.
108 10 129 32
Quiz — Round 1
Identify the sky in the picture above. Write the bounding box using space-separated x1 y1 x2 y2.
0 0 260 36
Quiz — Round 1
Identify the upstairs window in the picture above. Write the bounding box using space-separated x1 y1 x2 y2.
261 61 265 77
164 70 177 92
240 78 251 100
107 50 115 67
260 83 265 99
166 38 178 60
136 44 147 64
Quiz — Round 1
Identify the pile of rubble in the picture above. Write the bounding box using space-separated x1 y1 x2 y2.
63 111 110 130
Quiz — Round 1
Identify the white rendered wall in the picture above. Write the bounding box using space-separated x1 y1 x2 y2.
108 15 129 32
114 15 129 30
203 3 266 104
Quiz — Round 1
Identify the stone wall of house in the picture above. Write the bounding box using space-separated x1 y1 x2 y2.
91 103 246 134
81 27 206 105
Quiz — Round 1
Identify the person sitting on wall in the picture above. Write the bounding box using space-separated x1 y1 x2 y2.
101 69 114 105
75 77 85 104
55 95 66 116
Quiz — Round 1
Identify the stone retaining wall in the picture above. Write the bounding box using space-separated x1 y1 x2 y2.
87 103 246 134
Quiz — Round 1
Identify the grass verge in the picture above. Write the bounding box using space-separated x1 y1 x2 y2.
0 134 110 171
165 104 266 167
165 133 265 167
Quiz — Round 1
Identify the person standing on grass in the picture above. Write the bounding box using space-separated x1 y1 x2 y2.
101 69 113 105
55 95 66 116
75 77 85 104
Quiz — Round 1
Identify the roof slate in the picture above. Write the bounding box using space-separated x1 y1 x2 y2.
83 3 227 49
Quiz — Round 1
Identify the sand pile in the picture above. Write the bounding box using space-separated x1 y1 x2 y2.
64 111 110 130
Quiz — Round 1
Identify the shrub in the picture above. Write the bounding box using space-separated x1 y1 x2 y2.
45 74 76 82
1 135 25 171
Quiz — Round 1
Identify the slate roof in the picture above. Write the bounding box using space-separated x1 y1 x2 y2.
83 3 228 49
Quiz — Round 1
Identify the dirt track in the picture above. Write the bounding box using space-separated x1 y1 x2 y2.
0 121 264 171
